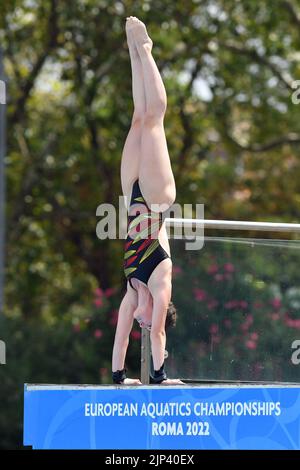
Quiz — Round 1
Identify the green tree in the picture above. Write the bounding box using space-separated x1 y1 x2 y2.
0 0 300 449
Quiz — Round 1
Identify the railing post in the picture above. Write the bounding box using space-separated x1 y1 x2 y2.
141 328 150 384
0 48 6 315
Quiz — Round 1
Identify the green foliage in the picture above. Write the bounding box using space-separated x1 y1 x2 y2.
0 287 141 449
0 0 300 448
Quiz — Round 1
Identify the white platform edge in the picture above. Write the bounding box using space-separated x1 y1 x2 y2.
25 383 300 391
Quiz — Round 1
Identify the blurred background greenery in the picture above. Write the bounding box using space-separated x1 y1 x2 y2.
0 0 300 449
168 237 300 382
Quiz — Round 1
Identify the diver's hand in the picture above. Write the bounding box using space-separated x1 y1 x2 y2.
159 378 185 385
122 378 142 385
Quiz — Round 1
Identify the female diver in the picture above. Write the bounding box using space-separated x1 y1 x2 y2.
112 17 183 385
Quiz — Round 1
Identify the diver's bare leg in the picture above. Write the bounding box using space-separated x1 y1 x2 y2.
131 18 176 208
120 17 147 200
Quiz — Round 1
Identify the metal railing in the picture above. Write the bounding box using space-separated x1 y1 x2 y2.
166 218 300 233
140 218 300 384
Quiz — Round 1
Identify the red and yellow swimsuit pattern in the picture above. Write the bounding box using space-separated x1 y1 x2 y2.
124 179 170 286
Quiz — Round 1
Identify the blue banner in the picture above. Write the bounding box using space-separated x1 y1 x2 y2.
23 384 300 449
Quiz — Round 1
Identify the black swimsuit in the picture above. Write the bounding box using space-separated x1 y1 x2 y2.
114 180 170 384
124 179 170 287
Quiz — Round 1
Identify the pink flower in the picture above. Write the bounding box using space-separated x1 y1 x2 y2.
226 300 247 309
193 288 207 301
250 332 259 341
73 323 81 333
224 318 232 328
239 300 248 309
95 288 104 297
104 287 116 298
241 323 249 332
207 263 218 274
224 263 235 273
245 340 257 350
270 312 280 321
240 314 253 332
207 299 219 310
172 265 182 277
284 314 300 329
209 323 219 334
94 297 103 308
109 309 119 326
131 330 141 340
214 274 223 281
212 335 221 344
225 300 238 309
254 302 264 309
270 298 281 309
94 329 103 339
291 319 300 329
94 287 105 308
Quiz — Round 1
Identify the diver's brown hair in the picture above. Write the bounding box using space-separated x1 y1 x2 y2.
165 301 177 329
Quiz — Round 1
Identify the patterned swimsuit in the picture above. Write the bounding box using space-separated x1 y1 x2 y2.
124 179 170 287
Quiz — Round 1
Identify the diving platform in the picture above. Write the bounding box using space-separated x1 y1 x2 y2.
23 382 300 450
